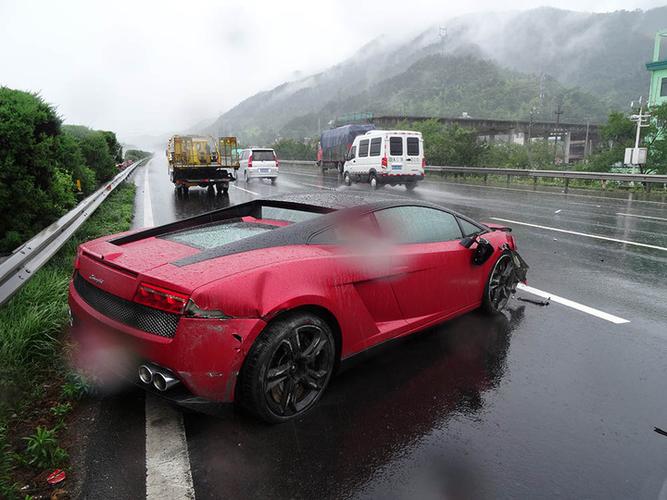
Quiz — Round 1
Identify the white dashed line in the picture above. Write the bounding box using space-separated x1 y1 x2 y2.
145 395 196 500
517 284 630 324
616 212 667 222
143 161 154 227
141 163 195 500
231 183 260 196
491 217 667 252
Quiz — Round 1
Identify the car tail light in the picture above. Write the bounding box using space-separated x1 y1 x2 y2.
134 283 189 314
248 155 253 168
381 156 388 168
422 158 426 168
74 247 82 270
274 155 279 168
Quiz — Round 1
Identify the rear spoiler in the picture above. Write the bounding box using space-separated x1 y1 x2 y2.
111 199 334 246
482 222 512 232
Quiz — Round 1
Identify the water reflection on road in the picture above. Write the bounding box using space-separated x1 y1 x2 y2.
185 307 525 500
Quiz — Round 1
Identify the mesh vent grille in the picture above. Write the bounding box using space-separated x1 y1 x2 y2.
73 272 179 339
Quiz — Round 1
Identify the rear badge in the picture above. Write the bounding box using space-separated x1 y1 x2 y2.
88 274 104 285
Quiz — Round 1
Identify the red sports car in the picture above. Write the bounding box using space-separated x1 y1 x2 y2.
68 193 527 422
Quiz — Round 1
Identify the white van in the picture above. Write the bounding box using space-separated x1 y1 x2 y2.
343 130 425 190
239 148 279 183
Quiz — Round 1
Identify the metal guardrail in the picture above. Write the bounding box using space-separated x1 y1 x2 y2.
281 161 667 187
0 157 150 307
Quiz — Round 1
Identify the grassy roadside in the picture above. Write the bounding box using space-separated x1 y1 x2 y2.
0 181 136 499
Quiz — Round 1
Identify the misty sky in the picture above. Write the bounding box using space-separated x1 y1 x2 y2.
1 0 663 143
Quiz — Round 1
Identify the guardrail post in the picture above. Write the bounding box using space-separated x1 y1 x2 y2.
506 174 511 186
533 177 537 190
564 178 570 193
484 174 488 184
601 179 607 191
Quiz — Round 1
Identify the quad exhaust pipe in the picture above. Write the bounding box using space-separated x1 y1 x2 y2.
138 363 180 392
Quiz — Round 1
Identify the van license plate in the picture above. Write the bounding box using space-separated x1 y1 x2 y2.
391 165 402 171
260 168 269 173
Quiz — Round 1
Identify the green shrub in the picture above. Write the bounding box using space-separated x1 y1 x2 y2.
23 426 67 469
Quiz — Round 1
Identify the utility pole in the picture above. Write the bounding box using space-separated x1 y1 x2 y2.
553 97 564 164
584 118 590 158
439 27 447 117
629 96 651 174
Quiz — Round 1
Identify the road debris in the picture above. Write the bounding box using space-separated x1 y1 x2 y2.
46 469 66 485
654 427 667 438
517 296 550 306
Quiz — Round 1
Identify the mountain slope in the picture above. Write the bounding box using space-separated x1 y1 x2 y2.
205 7 667 144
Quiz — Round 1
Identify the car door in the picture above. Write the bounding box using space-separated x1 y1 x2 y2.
373 206 477 330
388 135 405 174
309 213 407 345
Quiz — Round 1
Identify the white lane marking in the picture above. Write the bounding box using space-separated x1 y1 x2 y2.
296 181 338 191
517 284 630 324
616 212 667 222
145 395 196 500
142 164 195 499
491 217 667 252
143 161 154 227
231 183 260 196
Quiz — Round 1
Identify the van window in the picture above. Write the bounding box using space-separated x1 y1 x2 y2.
359 139 369 157
349 145 356 159
389 137 403 156
407 137 420 156
369 137 382 157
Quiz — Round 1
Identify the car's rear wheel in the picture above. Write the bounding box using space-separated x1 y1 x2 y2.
482 252 518 314
238 312 336 423
271 177 276 185
343 171 351 186
405 181 417 191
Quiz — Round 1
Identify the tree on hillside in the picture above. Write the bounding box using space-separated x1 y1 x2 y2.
0 88 79 251
271 139 316 160
63 125 117 182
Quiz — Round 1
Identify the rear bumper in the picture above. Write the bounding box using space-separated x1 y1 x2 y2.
378 172 424 183
68 280 266 403
171 166 237 185
247 167 278 178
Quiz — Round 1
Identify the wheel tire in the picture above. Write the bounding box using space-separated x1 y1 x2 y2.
482 252 517 314
405 181 417 191
271 177 276 185
237 312 336 423
343 171 352 186
244 170 249 183
338 162 343 174
370 173 378 190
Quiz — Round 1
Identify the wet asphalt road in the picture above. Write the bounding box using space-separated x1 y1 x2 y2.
81 157 667 499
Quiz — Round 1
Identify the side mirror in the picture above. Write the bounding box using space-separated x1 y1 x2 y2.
460 235 494 265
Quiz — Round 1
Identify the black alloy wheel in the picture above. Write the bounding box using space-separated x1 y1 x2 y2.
238 313 336 423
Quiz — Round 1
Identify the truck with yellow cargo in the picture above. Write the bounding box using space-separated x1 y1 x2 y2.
166 135 240 196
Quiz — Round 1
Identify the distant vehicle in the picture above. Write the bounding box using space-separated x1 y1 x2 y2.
317 124 375 172
239 148 279 184
166 135 240 196
68 193 528 423
343 130 425 190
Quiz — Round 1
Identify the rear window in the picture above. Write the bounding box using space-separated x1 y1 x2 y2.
359 139 369 157
163 221 275 249
252 150 275 161
407 137 420 156
369 137 382 156
390 137 403 156
458 217 483 236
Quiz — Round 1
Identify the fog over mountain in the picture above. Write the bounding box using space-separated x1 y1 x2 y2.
200 6 667 146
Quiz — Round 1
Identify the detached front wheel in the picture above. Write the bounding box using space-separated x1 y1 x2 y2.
482 252 518 314
238 313 336 423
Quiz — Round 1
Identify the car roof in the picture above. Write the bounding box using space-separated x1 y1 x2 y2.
167 193 476 266
362 130 423 136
